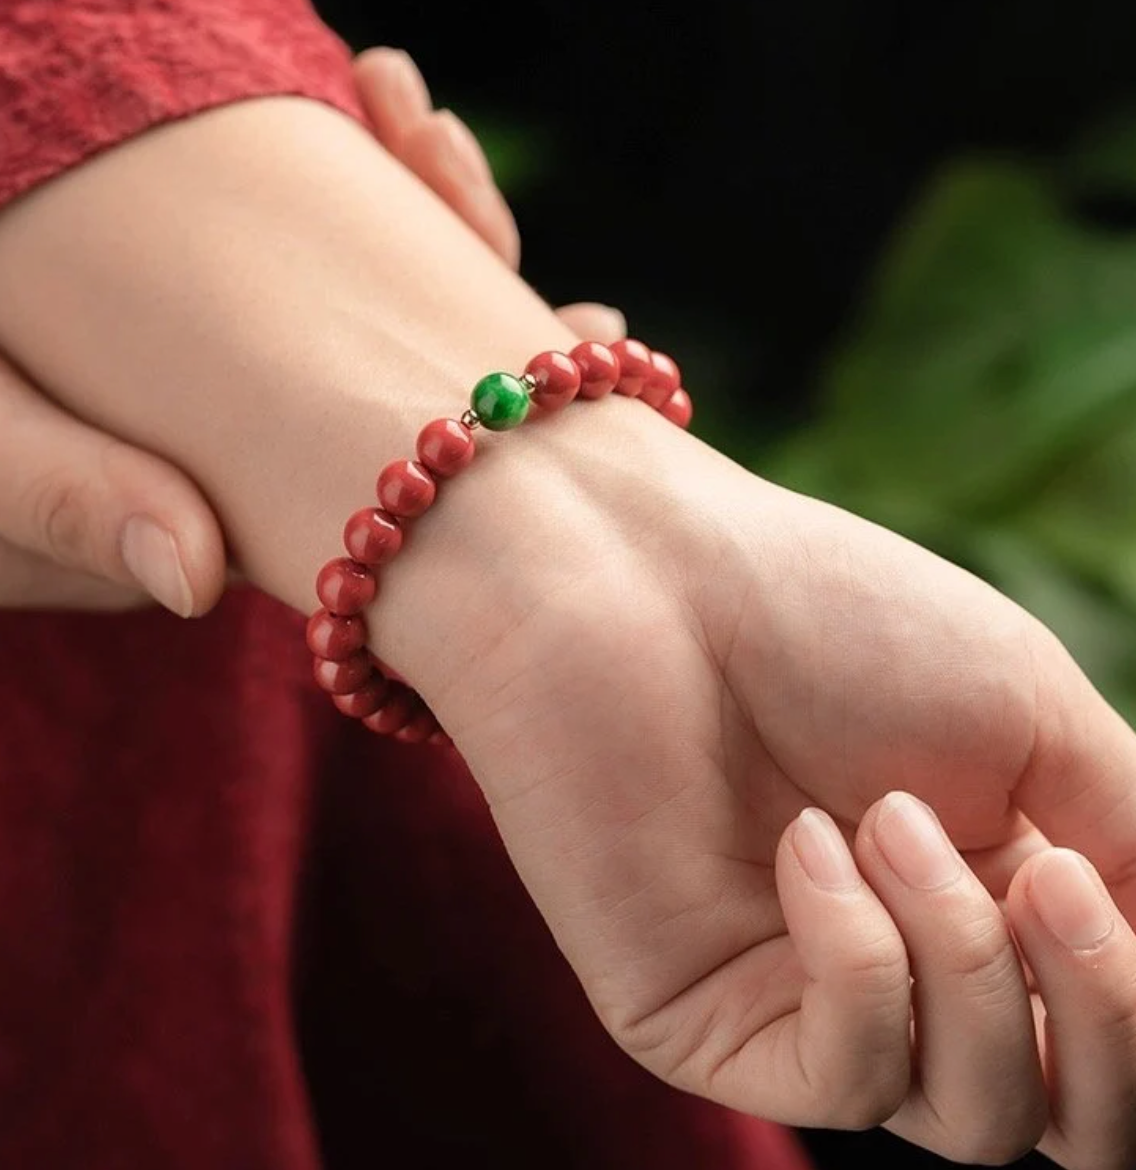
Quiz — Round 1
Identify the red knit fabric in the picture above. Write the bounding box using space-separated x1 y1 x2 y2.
0 3 812 1167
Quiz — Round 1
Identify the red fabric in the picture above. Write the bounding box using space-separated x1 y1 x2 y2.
0 3 813 1168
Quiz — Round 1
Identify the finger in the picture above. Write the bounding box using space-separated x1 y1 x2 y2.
855 792 1048 1165
399 111 522 269
1008 849 1136 1170
962 810 1050 899
743 808 911 1128
0 535 146 609
0 357 227 615
1016 631 1136 923
554 302 628 344
352 47 433 150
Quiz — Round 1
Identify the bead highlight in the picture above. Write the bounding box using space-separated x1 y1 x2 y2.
308 338 692 742
377 459 436 518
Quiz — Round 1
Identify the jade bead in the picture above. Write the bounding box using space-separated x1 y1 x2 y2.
470 372 530 431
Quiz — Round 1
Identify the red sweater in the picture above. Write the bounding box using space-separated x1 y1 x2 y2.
0 3 810 1167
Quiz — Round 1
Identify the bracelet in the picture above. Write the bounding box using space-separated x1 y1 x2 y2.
305 337 693 746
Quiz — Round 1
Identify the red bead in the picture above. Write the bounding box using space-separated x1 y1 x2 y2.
332 674 390 718
525 350 581 411
316 558 377 615
344 507 403 564
427 729 451 748
313 652 373 695
417 418 475 478
611 339 654 397
377 459 436 518
393 707 439 743
306 609 367 661
659 387 694 429
641 351 682 409
571 341 621 399
361 683 419 735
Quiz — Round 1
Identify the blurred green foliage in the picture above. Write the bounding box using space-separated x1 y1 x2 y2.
767 119 1136 724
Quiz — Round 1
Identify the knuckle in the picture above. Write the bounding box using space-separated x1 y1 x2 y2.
944 916 1019 992
27 475 94 568
840 931 910 1002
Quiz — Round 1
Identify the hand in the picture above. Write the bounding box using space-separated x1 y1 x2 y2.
388 404 1136 1168
0 47 623 613
6 93 1129 1166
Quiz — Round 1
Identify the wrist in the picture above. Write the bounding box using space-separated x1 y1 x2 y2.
0 98 575 613
376 388 702 726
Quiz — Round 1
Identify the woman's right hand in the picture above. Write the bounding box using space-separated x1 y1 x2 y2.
386 397 1136 1168
0 46 622 614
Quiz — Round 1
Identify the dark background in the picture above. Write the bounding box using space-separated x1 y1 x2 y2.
313 2 1136 1166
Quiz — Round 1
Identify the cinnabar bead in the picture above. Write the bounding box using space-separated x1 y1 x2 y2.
641 351 682 409
306 609 367 661
316 558 377 615
361 683 418 735
394 708 439 743
525 350 580 411
344 507 403 564
313 652 372 695
416 418 475 477
611 339 654 397
571 341 620 399
332 675 390 718
659 387 694 429
377 459 436 518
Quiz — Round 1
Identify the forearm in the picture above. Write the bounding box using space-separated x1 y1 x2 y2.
0 98 655 696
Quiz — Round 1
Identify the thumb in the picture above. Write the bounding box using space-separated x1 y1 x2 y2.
0 356 227 615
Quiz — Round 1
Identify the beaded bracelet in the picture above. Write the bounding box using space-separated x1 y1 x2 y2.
305 337 693 746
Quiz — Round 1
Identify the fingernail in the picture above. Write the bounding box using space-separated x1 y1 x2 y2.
874 792 961 890
370 48 429 125
793 808 860 891
437 110 493 185
1030 849 1114 951
120 516 193 618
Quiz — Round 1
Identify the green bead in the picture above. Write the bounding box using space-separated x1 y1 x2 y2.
471 372 530 431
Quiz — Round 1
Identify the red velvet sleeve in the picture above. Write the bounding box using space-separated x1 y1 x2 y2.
0 0 363 208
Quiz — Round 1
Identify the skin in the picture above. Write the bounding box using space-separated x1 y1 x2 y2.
0 48 625 613
0 87 1134 1168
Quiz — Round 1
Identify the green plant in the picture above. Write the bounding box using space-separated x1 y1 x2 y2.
767 121 1136 723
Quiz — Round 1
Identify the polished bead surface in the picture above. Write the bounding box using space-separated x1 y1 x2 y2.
659 387 694 429
571 341 620 399
525 351 581 411
641 350 682 409
394 708 439 743
332 674 390 718
305 609 367 661
377 459 436 518
316 558 377 615
362 683 419 735
417 418 475 477
470 372 530 431
611 339 654 397
313 652 372 695
343 507 403 564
